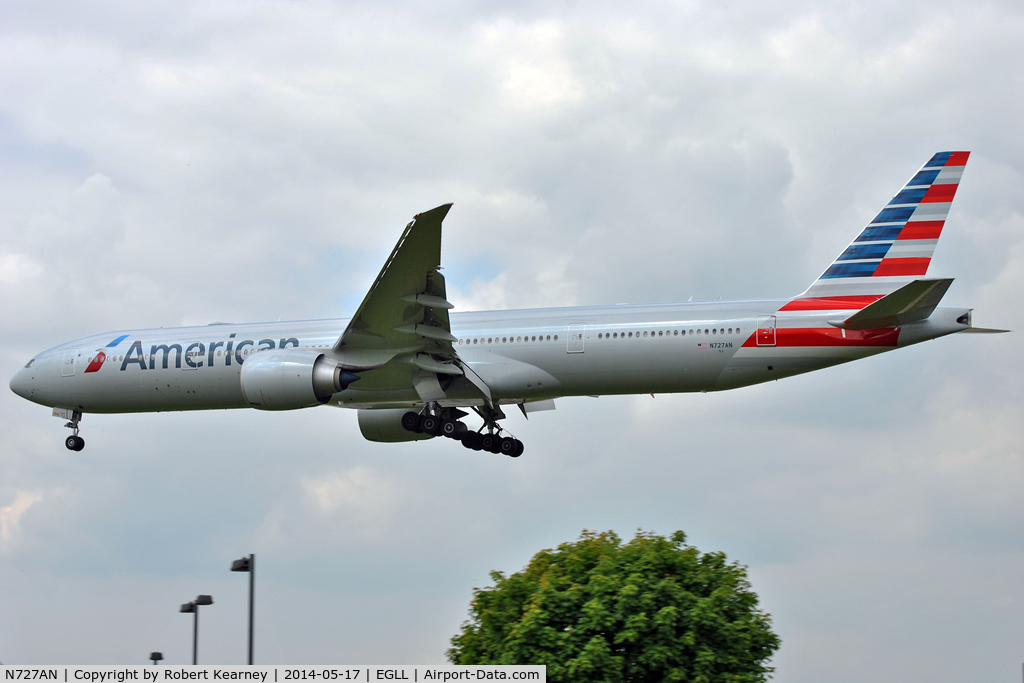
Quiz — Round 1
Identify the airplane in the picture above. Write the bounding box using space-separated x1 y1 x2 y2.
8 151 1007 456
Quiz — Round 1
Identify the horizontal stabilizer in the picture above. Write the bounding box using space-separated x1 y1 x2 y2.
832 278 953 330
959 327 1010 334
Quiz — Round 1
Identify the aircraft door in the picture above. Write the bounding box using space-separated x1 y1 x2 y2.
756 316 776 347
62 349 78 376
567 323 586 353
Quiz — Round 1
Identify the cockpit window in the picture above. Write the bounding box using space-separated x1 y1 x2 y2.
25 359 35 368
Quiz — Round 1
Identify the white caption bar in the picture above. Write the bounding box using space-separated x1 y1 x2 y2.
0 667 545 683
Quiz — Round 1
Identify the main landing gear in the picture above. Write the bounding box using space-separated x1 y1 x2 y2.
64 411 85 451
401 405 525 458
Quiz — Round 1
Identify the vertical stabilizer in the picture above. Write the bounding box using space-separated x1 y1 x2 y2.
798 151 969 303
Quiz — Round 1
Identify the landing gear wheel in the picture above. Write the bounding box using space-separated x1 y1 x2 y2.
461 432 483 450
481 434 503 454
511 440 524 458
442 420 467 438
420 415 441 436
499 437 517 456
65 435 84 451
401 411 421 433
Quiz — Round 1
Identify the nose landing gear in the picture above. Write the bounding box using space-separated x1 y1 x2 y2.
63 410 85 451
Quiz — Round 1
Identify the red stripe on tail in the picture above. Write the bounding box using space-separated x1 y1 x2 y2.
921 184 958 202
897 221 944 240
873 258 930 277
945 151 970 166
779 295 883 312
741 328 900 347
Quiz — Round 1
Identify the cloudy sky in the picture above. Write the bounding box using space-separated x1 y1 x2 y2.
1 0 1023 678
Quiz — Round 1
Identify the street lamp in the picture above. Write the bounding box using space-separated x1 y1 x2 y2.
180 594 214 665
149 652 163 665
231 554 255 665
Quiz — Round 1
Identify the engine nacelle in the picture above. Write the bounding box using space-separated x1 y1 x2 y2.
358 408 434 442
240 349 356 410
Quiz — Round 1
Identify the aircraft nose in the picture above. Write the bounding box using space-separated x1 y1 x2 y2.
9 367 34 400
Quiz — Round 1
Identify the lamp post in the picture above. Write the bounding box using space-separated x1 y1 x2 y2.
231 554 255 664
180 594 214 665
149 652 163 665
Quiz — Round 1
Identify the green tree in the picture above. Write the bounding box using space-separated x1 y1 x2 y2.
448 530 780 682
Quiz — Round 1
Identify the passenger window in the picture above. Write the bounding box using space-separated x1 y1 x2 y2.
554 335 558 340
712 329 716 335
546 335 551 341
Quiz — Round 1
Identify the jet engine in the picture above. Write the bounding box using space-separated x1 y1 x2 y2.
358 408 434 442
239 349 357 410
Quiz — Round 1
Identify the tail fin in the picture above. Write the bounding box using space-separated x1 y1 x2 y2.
798 151 969 302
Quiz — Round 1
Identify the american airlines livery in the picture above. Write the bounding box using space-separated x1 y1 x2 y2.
9 151 1007 456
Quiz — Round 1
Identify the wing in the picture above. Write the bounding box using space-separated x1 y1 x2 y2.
328 204 490 403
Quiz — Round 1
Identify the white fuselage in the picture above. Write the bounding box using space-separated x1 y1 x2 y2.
9 300 971 415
